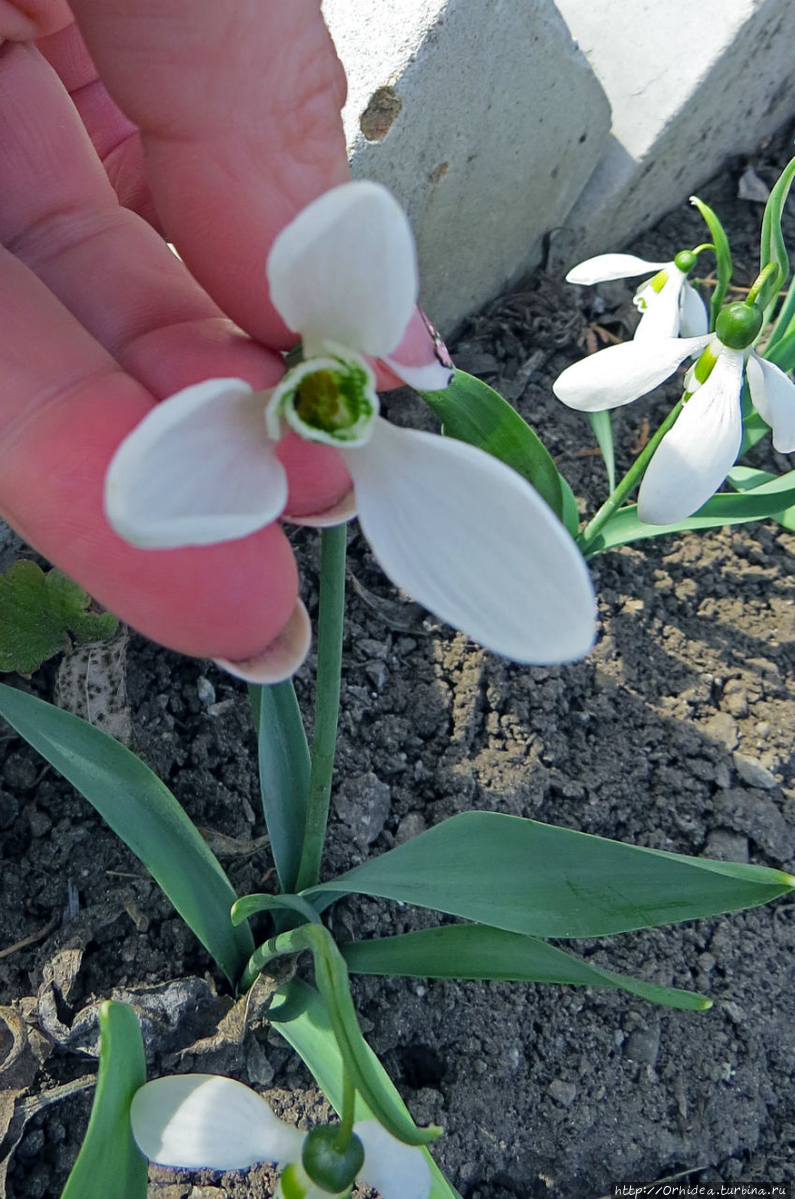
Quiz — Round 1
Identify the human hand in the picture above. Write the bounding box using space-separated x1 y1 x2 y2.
0 0 426 679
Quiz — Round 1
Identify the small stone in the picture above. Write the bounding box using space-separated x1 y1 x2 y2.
395 812 427 844
548 1078 577 1106
624 1022 661 1066
702 712 738 752
245 1037 275 1086
3 751 39 790
28 807 53 838
0 788 20 830
196 676 216 705
733 753 778 790
723 681 749 719
334 772 391 845
703 828 749 864
364 660 389 691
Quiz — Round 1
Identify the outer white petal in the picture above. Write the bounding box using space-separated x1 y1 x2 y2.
552 335 711 412
637 348 744 524
746 353 795 453
343 419 596 665
267 181 417 358
130 1076 304 1170
355 1120 431 1199
104 379 287 548
565 253 667 285
633 271 685 342
678 282 709 338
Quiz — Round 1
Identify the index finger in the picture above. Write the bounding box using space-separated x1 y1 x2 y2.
67 0 350 349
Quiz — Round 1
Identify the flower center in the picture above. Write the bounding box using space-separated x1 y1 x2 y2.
266 350 379 448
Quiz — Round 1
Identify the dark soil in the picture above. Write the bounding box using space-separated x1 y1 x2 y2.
2 128 795 1199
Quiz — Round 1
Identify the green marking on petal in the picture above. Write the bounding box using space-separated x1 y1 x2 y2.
649 268 669 294
267 352 379 447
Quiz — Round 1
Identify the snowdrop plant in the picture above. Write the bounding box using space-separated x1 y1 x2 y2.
566 249 709 340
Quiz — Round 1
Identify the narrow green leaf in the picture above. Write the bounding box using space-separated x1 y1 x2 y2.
418 369 564 518
0 683 253 985
306 812 793 939
763 321 795 372
727 465 795 532
587 410 616 491
690 195 732 327
559 473 581 538
248 681 310 893
269 978 463 1199
231 892 322 926
740 408 771 454
61 1001 147 1199
760 153 795 317
341 925 711 1011
584 474 795 554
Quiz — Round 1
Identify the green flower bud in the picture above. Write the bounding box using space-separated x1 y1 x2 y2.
302 1126 365 1194
673 249 697 274
714 301 763 350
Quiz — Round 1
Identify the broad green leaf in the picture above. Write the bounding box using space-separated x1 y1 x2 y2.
269 978 463 1199
418 369 564 518
61 1001 147 1199
242 924 437 1147
0 683 253 985
760 153 795 321
690 195 732 328
727 465 795 532
248 681 310 892
0 561 118 674
341 924 710 1011
306 812 793 938
588 409 616 491
584 474 795 555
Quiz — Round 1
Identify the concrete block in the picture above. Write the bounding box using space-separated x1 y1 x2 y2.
322 0 611 332
554 0 795 265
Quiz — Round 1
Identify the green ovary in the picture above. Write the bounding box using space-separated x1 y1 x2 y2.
295 370 353 432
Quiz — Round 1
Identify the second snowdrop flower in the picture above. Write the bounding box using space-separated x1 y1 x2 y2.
566 249 708 341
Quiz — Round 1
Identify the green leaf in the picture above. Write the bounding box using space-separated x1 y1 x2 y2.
417 369 564 518
61 1001 147 1199
341 925 710 1011
0 683 253 985
306 811 793 938
244 924 438 1147
269 978 463 1199
0 561 118 674
559 473 580 538
584 474 795 554
760 153 795 316
231 891 322 926
248 681 310 892
587 410 616 491
690 195 732 328
727 465 795 532
740 408 771 455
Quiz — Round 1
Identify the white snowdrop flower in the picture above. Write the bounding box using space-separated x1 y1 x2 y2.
130 1074 431 1199
566 250 708 341
106 181 596 667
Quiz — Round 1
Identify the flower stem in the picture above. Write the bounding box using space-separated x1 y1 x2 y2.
295 524 347 892
335 1069 357 1151
577 399 684 557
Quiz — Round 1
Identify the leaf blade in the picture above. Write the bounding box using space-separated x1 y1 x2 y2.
248 681 310 892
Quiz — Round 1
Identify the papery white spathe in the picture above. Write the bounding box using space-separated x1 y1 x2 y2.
130 1074 431 1199
566 253 708 341
106 181 597 667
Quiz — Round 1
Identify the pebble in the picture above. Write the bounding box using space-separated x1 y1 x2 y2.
28 807 53 838
364 659 389 691
733 753 778 790
703 828 750 863
624 1022 661 1067
196 675 216 705
548 1078 577 1106
3 751 39 790
702 711 738 752
334 771 391 845
395 812 427 844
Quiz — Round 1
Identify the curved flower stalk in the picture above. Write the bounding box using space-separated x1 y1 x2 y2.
130 1074 431 1199
106 181 596 674
566 251 708 341
554 300 795 526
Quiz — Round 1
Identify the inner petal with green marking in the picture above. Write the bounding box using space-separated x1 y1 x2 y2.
267 351 379 448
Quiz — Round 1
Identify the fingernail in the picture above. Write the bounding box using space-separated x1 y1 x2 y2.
214 599 311 684
381 306 454 392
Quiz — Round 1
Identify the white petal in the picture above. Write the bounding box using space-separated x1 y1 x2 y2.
637 348 744 524
552 335 711 412
214 599 312 683
343 419 596 665
104 379 287 548
267 181 417 358
130 1075 304 1170
746 354 795 453
678 282 709 338
565 253 667 285
633 272 685 342
355 1121 431 1199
